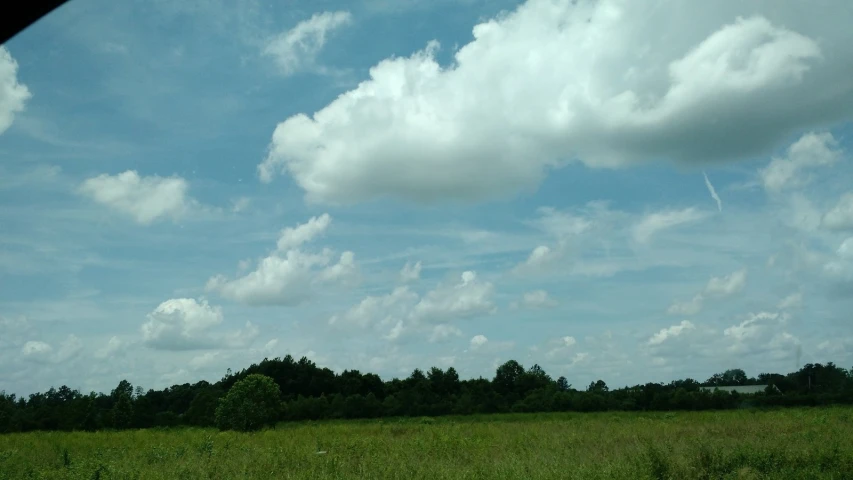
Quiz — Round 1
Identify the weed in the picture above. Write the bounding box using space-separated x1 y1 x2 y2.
0 407 849 479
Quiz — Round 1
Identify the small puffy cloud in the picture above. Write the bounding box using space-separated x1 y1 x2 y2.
816 337 853 357
329 286 418 330
263 11 352 76
822 240 853 292
469 334 514 354
410 271 496 323
429 324 462 343
21 341 53 362
318 251 358 284
544 335 582 361
399 261 422 283
667 294 704 316
222 321 260 349
231 197 251 213
141 298 223 350
723 311 782 342
78 170 193 224
777 292 803 310
822 193 853 231
633 208 705 243
207 251 325 305
384 320 405 341
514 245 560 273
512 290 558 309
705 268 747 297
21 335 83 364
276 213 331 251
55 335 84 362
331 271 496 342
264 338 280 354
0 46 32 135
760 132 841 192
470 334 488 349
94 336 125 359
207 214 357 306
648 320 695 346
258 3 851 204
533 207 592 238
838 237 853 260
189 351 221 370
786 192 823 232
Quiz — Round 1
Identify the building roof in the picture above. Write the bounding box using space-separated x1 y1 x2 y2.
699 385 773 394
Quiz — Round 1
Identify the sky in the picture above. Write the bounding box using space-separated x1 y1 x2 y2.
1 0 853 397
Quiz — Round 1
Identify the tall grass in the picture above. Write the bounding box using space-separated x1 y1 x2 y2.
1 407 851 479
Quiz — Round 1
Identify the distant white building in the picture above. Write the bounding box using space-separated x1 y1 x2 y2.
700 385 780 394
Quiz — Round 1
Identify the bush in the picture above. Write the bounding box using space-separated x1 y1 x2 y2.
215 374 281 431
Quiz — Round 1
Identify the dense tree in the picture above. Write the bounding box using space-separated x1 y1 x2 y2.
111 393 133 430
185 388 222 427
587 380 609 393
2 358 851 433
215 374 281 431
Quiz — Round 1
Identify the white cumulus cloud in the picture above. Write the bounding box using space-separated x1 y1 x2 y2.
778 292 803 310
207 214 357 306
822 193 853 231
94 336 125 359
667 294 704 316
705 268 747 297
141 298 224 350
78 170 194 224
0 47 31 135
330 271 496 342
760 132 841 192
724 311 799 359
21 335 83 364
410 271 496 323
276 213 331 251
470 334 488 349
21 340 53 362
258 1 853 204
648 320 695 346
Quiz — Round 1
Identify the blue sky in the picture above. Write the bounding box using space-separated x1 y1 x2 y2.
1 0 853 396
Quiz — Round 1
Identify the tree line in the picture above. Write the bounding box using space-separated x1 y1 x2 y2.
1 357 852 433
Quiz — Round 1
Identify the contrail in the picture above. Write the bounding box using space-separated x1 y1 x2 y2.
703 171 722 212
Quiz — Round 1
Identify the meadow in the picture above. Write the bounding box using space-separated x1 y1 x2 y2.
1 407 851 479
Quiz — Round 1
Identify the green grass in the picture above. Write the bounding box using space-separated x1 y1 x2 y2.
2 407 852 479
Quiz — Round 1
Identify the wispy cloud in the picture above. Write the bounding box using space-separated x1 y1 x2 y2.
263 11 352 76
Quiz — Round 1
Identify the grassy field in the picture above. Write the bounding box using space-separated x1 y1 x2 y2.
1 407 852 479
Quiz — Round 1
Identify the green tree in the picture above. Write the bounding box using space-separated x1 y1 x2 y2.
215 374 281 431
111 380 134 401
111 393 133 430
494 360 525 395
587 380 608 393
186 388 221 426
